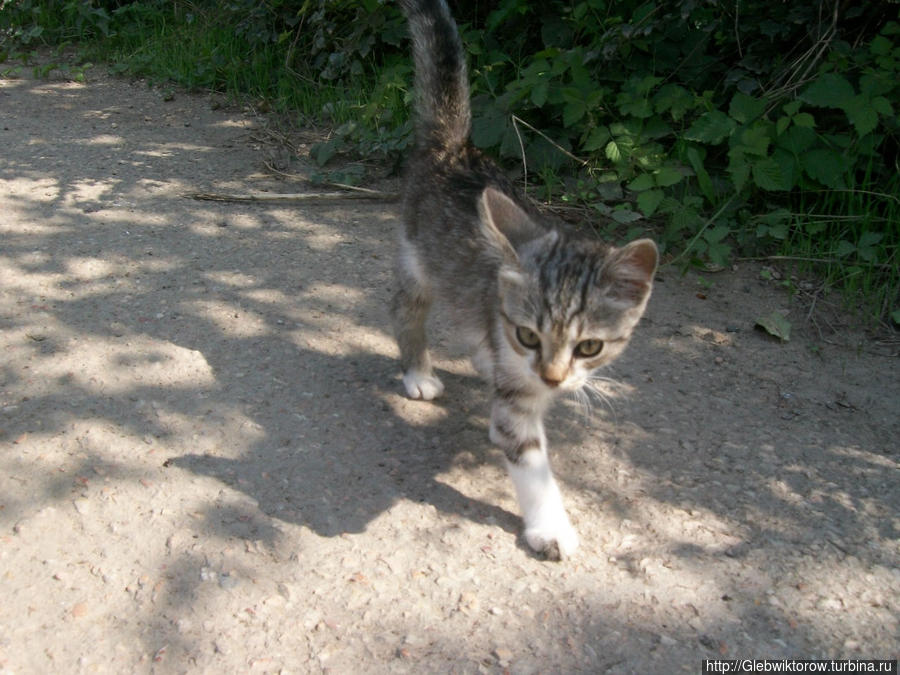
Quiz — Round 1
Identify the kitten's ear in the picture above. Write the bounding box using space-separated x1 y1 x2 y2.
599 238 659 307
478 187 540 255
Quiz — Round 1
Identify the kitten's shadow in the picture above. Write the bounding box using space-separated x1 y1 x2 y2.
167 350 523 548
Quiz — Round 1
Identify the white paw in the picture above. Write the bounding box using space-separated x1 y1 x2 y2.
524 513 579 560
402 369 444 400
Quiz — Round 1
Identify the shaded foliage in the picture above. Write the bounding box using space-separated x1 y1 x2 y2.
1 0 898 319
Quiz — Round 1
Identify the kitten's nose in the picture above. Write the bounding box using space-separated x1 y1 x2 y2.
541 375 562 388
541 363 566 388
540 371 564 388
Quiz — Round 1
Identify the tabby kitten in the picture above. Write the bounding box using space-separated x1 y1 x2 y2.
395 0 658 559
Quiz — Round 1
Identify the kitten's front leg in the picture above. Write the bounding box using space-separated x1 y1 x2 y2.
490 396 578 560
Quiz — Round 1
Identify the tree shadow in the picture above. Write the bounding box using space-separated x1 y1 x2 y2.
2 69 898 669
165 352 521 543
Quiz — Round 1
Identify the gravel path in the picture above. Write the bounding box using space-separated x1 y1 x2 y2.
1 65 898 674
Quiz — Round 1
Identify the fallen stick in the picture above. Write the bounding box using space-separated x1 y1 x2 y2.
183 189 399 203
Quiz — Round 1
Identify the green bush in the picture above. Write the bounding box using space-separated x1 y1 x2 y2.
1 0 897 320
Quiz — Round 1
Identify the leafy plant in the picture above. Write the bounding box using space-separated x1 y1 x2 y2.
2 0 897 320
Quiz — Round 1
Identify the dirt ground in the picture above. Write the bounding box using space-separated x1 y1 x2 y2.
1 63 898 674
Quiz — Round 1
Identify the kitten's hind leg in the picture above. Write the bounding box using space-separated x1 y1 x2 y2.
391 241 444 401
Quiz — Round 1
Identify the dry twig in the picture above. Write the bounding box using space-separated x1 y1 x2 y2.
183 190 399 203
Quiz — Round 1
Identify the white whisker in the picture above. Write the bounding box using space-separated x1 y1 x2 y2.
574 374 621 424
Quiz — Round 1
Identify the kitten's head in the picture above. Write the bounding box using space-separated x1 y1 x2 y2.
478 187 657 393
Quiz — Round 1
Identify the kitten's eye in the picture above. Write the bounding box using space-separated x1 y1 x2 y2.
515 326 541 350
574 339 604 358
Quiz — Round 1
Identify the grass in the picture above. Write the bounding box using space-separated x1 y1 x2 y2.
782 178 900 324
1 0 377 127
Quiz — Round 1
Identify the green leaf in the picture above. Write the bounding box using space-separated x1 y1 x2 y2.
563 100 587 127
627 173 656 191
776 125 816 154
637 189 664 217
772 148 798 191
891 309 900 325
843 95 879 136
728 148 751 193
583 126 611 152
857 232 884 262
634 75 664 96
653 83 695 121
859 231 884 248
471 113 506 148
311 140 338 166
757 210 790 240
803 149 845 188
836 240 856 257
530 80 549 107
686 147 715 203
706 240 732 267
641 115 673 140
755 312 792 341
752 158 788 191
801 73 855 109
685 110 736 144
499 125 523 159
666 200 701 236
737 123 772 156
782 101 802 116
792 112 816 128
860 73 894 98
871 96 894 117
621 98 654 119
611 208 643 224
729 93 766 124
870 35 892 56
704 224 730 244
605 140 623 162
654 166 683 187
776 116 791 136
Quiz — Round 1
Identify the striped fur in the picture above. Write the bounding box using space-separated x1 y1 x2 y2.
394 0 658 560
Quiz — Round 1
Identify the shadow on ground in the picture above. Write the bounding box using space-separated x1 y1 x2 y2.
1 69 897 671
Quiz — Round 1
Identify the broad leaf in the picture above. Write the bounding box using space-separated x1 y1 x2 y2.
871 96 894 117
611 208 643 224
582 125 611 152
801 73 855 109
752 157 789 191
729 93 766 124
654 166 683 187
605 140 623 162
756 312 792 341
686 146 715 203
685 110 736 144
563 100 587 127
843 95 879 136
471 113 507 148
802 148 845 188
776 125 816 154
637 189 664 216
728 148 751 193
530 80 549 107
738 123 772 156
704 224 731 244
776 116 791 136
627 173 656 191
836 240 856 257
792 112 816 128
